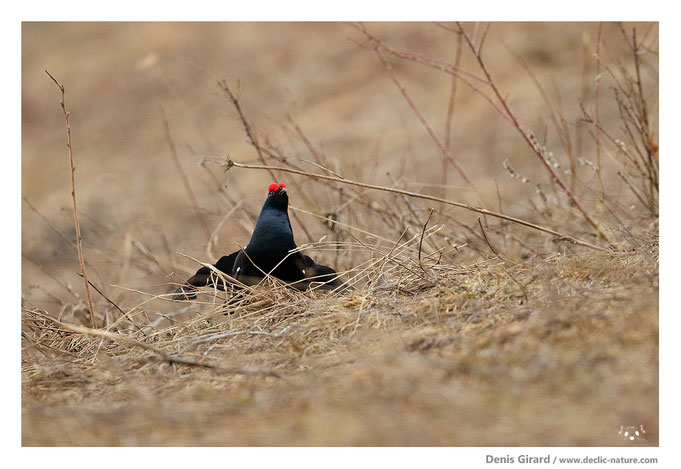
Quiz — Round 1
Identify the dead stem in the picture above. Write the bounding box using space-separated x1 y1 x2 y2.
595 22 605 200
454 24 608 241
372 48 490 209
76 273 140 331
354 23 609 241
418 209 435 273
44 70 97 328
221 159 608 252
48 317 283 378
443 30 464 203
217 79 315 244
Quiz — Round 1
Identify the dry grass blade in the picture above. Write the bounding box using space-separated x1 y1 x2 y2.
418 209 434 272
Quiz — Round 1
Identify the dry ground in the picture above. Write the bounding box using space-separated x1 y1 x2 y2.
22 22 658 446
22 238 658 446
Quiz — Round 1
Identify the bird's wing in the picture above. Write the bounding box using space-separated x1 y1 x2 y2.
215 251 239 273
174 250 241 300
173 268 211 300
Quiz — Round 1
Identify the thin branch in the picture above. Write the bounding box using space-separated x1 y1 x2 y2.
476 23 492 56
373 48 490 208
221 159 608 252
353 23 513 126
628 26 657 209
442 31 464 204
52 318 283 378
76 273 140 332
44 70 97 328
455 23 608 240
477 217 516 266
594 22 605 200
217 79 315 244
355 23 606 239
507 47 573 170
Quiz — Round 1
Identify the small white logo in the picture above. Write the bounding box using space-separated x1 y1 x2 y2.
619 425 646 442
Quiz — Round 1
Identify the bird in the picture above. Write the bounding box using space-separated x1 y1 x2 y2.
174 182 344 300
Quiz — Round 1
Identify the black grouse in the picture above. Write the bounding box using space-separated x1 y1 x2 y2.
174 182 343 299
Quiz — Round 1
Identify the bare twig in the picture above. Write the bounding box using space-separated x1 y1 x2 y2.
477 217 516 266
594 22 605 200
617 171 649 210
507 47 574 177
220 159 608 252
53 319 282 378
453 24 607 240
477 217 500 258
353 23 512 125
44 70 97 328
370 40 490 208
626 26 658 211
355 23 607 239
176 327 288 357
217 79 315 244
442 30 464 203
75 273 140 332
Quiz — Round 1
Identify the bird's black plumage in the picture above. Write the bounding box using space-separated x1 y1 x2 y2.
174 183 344 300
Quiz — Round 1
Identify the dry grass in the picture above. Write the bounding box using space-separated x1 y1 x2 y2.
21 22 658 446
22 236 658 446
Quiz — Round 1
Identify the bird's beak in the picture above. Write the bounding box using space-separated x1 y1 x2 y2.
279 187 287 194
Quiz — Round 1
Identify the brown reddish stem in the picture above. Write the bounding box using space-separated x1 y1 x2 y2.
44 70 97 328
455 23 607 240
372 47 492 209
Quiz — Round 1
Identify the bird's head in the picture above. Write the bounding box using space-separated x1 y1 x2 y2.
265 182 289 210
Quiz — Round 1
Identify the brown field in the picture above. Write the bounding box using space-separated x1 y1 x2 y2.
21 22 659 446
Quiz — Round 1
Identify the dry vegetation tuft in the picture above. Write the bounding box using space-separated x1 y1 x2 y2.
22 22 658 446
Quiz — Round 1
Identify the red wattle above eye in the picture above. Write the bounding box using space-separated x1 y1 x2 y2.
279 182 286 189
268 183 279 192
